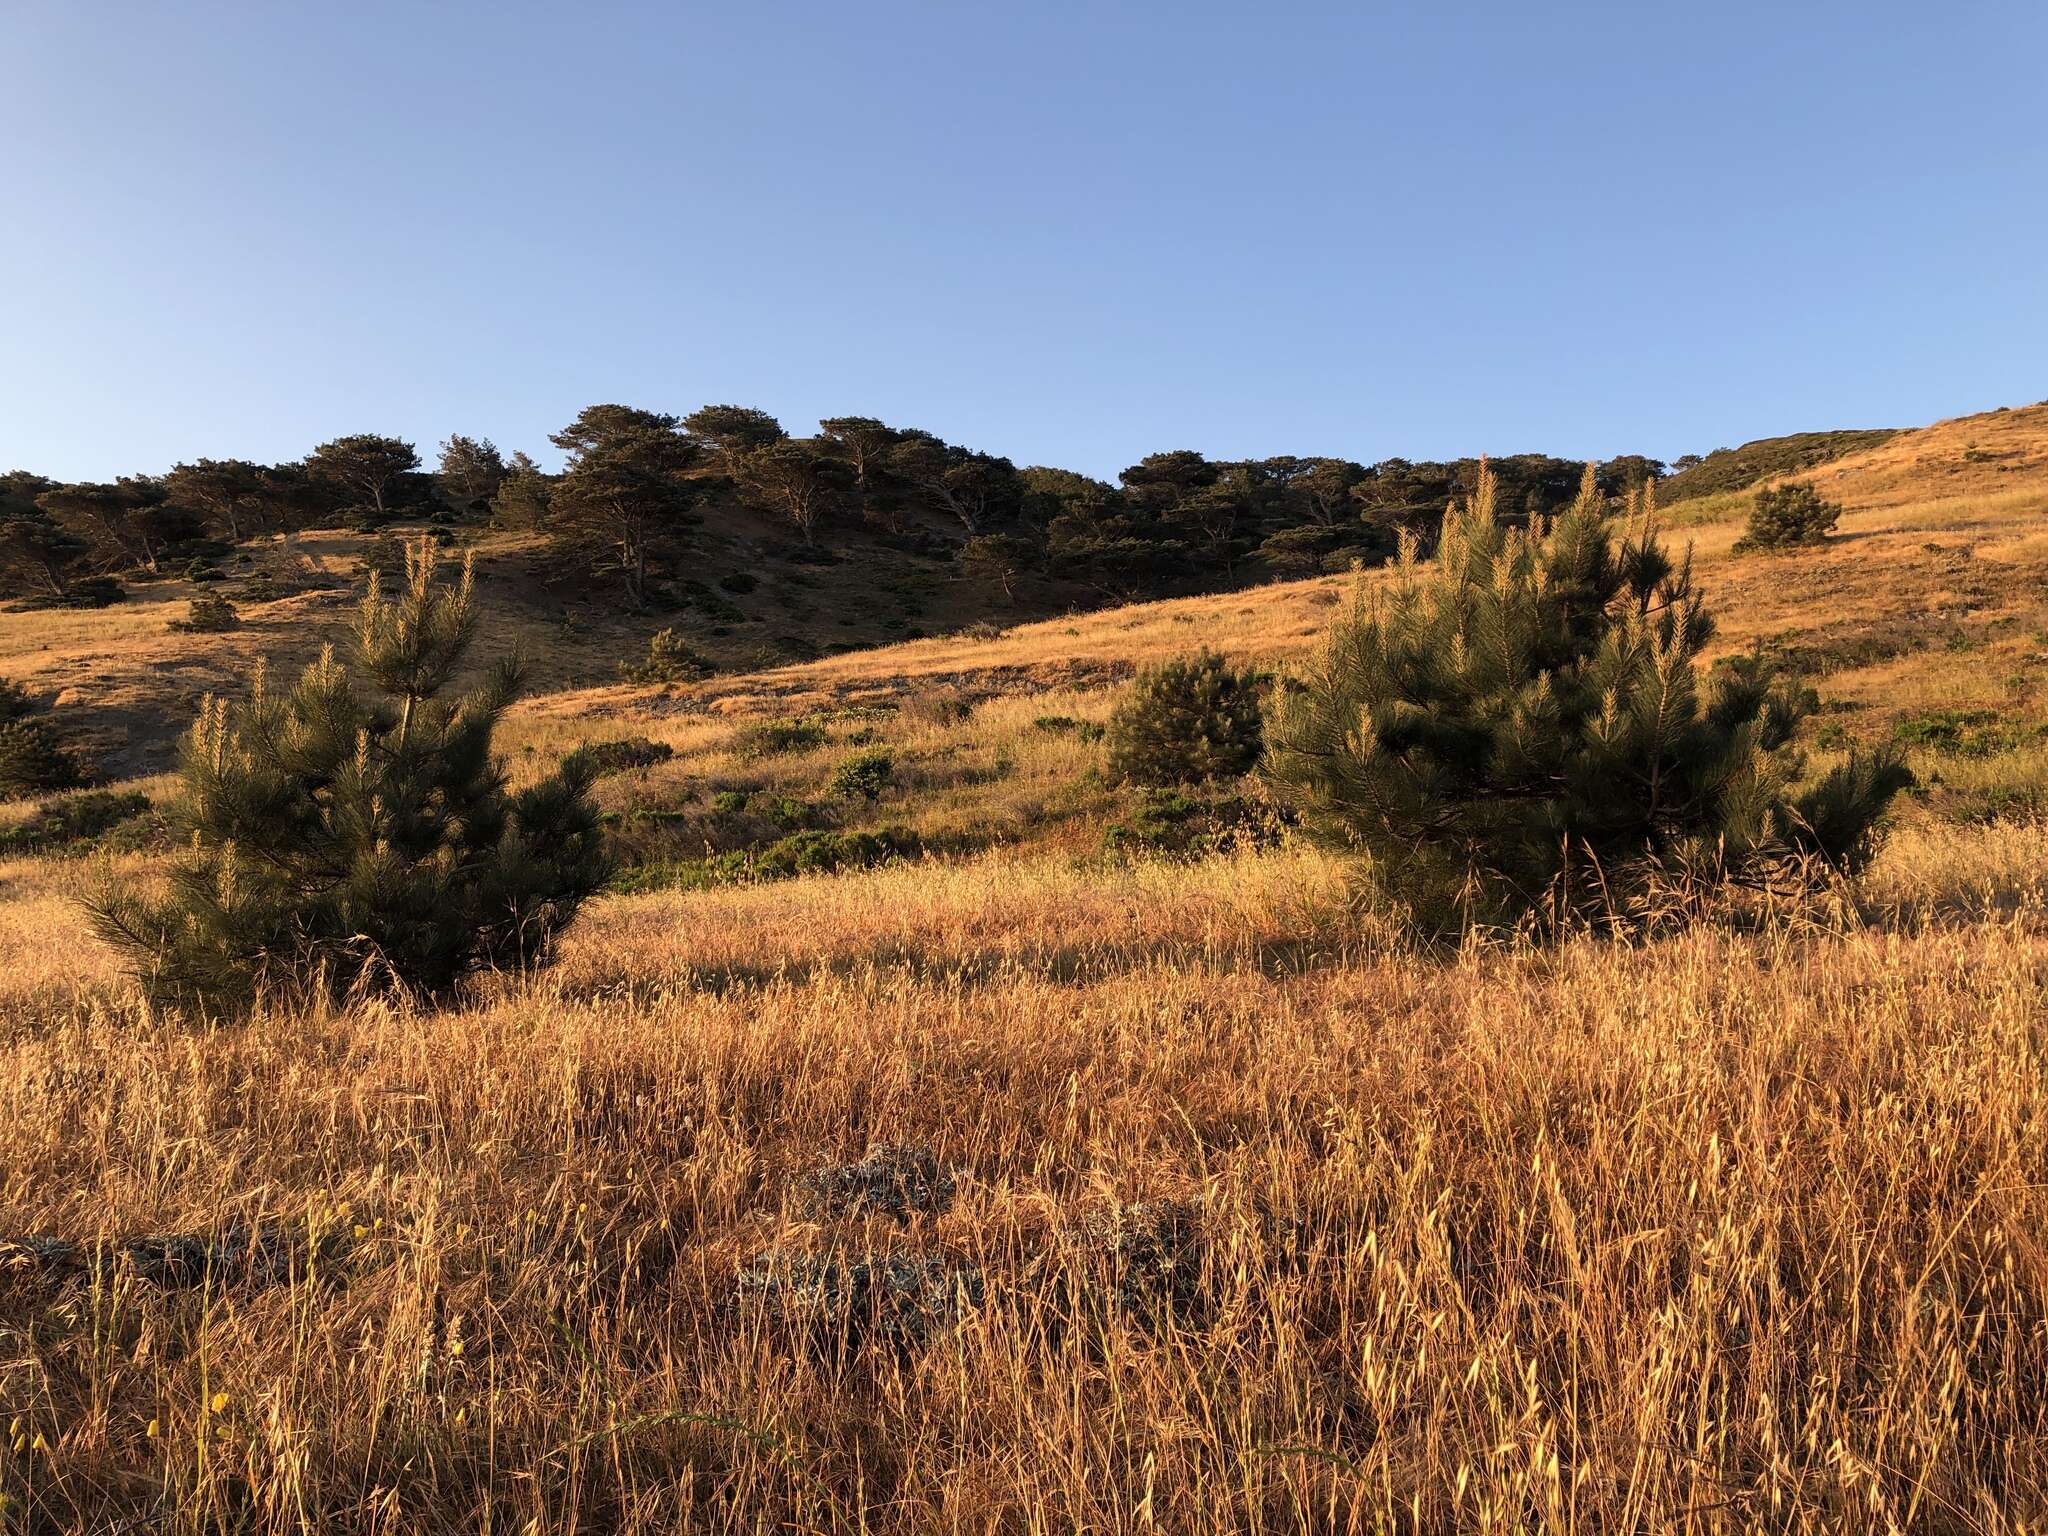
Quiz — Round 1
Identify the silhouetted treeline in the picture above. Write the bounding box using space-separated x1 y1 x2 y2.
1 407 1667 612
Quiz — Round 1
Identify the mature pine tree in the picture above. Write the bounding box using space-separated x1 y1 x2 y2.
1263 464 1910 936
88 539 609 1011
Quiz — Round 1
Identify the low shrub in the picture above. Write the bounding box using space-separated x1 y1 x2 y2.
565 736 675 779
0 790 153 856
1105 651 1265 787
1894 709 2046 758
1102 789 1281 859
717 826 920 882
12 576 124 611
735 717 829 757
829 749 894 801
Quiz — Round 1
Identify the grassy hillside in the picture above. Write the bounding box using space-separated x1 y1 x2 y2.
3 400 2048 1530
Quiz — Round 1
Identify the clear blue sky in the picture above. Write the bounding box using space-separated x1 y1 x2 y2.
5 1 2044 483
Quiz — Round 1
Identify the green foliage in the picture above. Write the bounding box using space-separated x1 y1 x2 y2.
0 790 153 856
0 679 34 723
721 826 920 882
565 736 675 779
1894 709 2046 758
1737 481 1842 551
1102 788 1279 860
619 628 712 685
1104 651 1265 787
735 717 829 758
829 749 894 800
1660 430 1896 502
170 591 240 633
86 539 609 1012
1263 465 1912 937
710 789 750 814
0 717 86 797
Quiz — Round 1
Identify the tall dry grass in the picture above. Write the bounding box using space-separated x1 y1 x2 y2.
2 829 2046 1532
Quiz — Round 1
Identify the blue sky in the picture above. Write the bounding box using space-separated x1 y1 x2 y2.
4 1 2044 482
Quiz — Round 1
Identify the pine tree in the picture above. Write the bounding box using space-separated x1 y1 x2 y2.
1262 464 1910 937
1105 651 1265 787
1737 480 1842 551
88 538 609 1011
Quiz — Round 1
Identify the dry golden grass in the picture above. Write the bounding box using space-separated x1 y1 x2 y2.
5 401 2048 1530
3 829 2048 1531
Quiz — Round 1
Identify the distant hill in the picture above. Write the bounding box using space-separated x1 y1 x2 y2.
1661 428 1901 502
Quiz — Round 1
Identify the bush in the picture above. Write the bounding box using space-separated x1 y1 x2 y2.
829 749 894 800
735 717 829 758
565 736 675 779
0 680 35 723
619 628 712 685
0 790 153 856
1101 788 1278 859
1104 651 1265 787
13 576 124 611
0 718 86 797
718 826 921 882
1737 481 1842 551
170 592 241 633
1263 466 1911 937
86 539 610 1012
718 571 758 595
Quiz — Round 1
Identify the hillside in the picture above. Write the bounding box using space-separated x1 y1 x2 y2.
4 402 2048 1530
8 400 2048 795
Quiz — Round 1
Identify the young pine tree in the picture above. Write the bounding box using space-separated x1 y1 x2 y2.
1737 480 1842 551
1105 650 1266 787
89 539 609 1011
1262 464 1909 937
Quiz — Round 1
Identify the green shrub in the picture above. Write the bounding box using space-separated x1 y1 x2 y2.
719 826 921 882
565 735 675 779
0 718 85 797
170 591 241 633
1102 789 1279 859
735 717 829 757
0 680 35 724
1104 651 1265 787
14 576 124 611
1736 481 1842 551
0 790 153 856
718 571 758 595
1893 709 2045 758
1263 466 1911 937
86 539 609 1012
710 789 750 814
830 749 894 800
620 628 712 685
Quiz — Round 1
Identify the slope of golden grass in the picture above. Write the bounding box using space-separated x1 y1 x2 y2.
2 825 2046 1531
